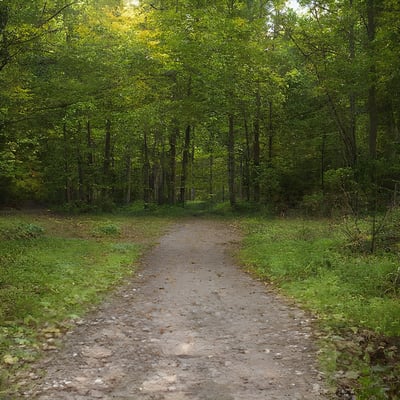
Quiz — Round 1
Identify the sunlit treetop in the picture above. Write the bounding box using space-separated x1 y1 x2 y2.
125 0 140 6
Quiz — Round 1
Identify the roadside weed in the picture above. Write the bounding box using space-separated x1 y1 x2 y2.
0 212 170 395
240 217 400 399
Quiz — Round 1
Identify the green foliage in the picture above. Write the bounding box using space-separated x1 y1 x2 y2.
300 191 325 215
240 217 400 398
93 222 121 237
338 207 400 255
0 222 45 240
0 0 397 212
0 213 169 395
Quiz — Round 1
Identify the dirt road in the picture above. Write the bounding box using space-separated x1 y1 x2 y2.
26 219 328 399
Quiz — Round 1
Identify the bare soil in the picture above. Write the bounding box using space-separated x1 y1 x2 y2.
24 219 329 399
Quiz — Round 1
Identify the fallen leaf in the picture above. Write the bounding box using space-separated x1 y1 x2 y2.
3 354 19 365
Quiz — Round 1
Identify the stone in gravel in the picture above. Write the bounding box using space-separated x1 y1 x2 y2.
81 346 112 359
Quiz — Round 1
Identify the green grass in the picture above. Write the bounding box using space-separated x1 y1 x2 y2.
2 207 399 398
240 217 400 399
0 212 170 395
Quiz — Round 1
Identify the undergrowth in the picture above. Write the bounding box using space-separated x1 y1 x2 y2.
0 212 169 396
240 217 400 399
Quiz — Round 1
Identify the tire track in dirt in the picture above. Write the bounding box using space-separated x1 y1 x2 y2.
25 219 328 399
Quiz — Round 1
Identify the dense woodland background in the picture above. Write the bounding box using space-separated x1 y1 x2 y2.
0 0 399 214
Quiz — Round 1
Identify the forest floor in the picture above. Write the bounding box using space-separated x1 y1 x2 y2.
20 219 328 400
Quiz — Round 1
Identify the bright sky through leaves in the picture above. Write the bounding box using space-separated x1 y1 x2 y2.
286 0 304 12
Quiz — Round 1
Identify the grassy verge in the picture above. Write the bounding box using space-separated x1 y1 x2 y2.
239 217 400 400
0 211 170 395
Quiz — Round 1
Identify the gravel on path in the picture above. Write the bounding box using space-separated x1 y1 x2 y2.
25 219 328 400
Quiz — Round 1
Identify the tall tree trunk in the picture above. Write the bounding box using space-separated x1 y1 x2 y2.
243 111 251 202
268 100 273 163
228 114 236 207
159 133 168 204
368 88 378 159
143 130 151 204
168 125 178 205
208 131 214 197
253 89 261 202
125 153 132 205
103 119 112 196
190 126 195 200
86 119 94 203
76 122 85 201
367 0 377 160
63 122 71 203
209 152 214 197
321 131 326 191
180 124 191 205
348 0 357 167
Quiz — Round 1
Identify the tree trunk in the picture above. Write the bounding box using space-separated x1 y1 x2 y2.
143 130 151 204
368 86 378 160
86 119 94 203
168 125 178 205
367 0 377 160
228 114 236 207
158 133 168 204
321 131 326 191
208 131 214 197
75 122 85 201
268 100 273 163
180 124 191 205
348 0 357 167
253 90 261 202
209 152 214 197
103 119 112 195
63 123 71 203
125 153 132 205
243 112 251 202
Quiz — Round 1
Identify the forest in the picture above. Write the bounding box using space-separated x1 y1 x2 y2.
1 1 400 398
0 0 399 214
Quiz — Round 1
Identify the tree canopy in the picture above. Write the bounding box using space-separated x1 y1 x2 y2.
0 0 398 214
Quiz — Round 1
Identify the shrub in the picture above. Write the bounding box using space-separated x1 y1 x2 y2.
93 223 121 237
0 223 45 240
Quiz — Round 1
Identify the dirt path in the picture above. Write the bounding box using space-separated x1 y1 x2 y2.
25 219 328 399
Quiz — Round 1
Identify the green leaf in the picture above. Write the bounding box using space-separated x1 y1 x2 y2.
3 354 18 365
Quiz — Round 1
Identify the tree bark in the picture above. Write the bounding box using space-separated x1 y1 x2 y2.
125 153 132 205
208 130 214 197
348 0 357 167
268 100 273 163
86 119 94 203
228 114 236 207
243 111 251 202
168 125 178 205
367 0 378 160
103 119 112 191
63 123 71 203
143 130 151 204
180 124 191 205
76 122 84 201
253 89 261 202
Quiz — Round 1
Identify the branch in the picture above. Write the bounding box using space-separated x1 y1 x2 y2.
150 3 166 11
287 30 353 164
41 2 48 20
37 2 78 28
